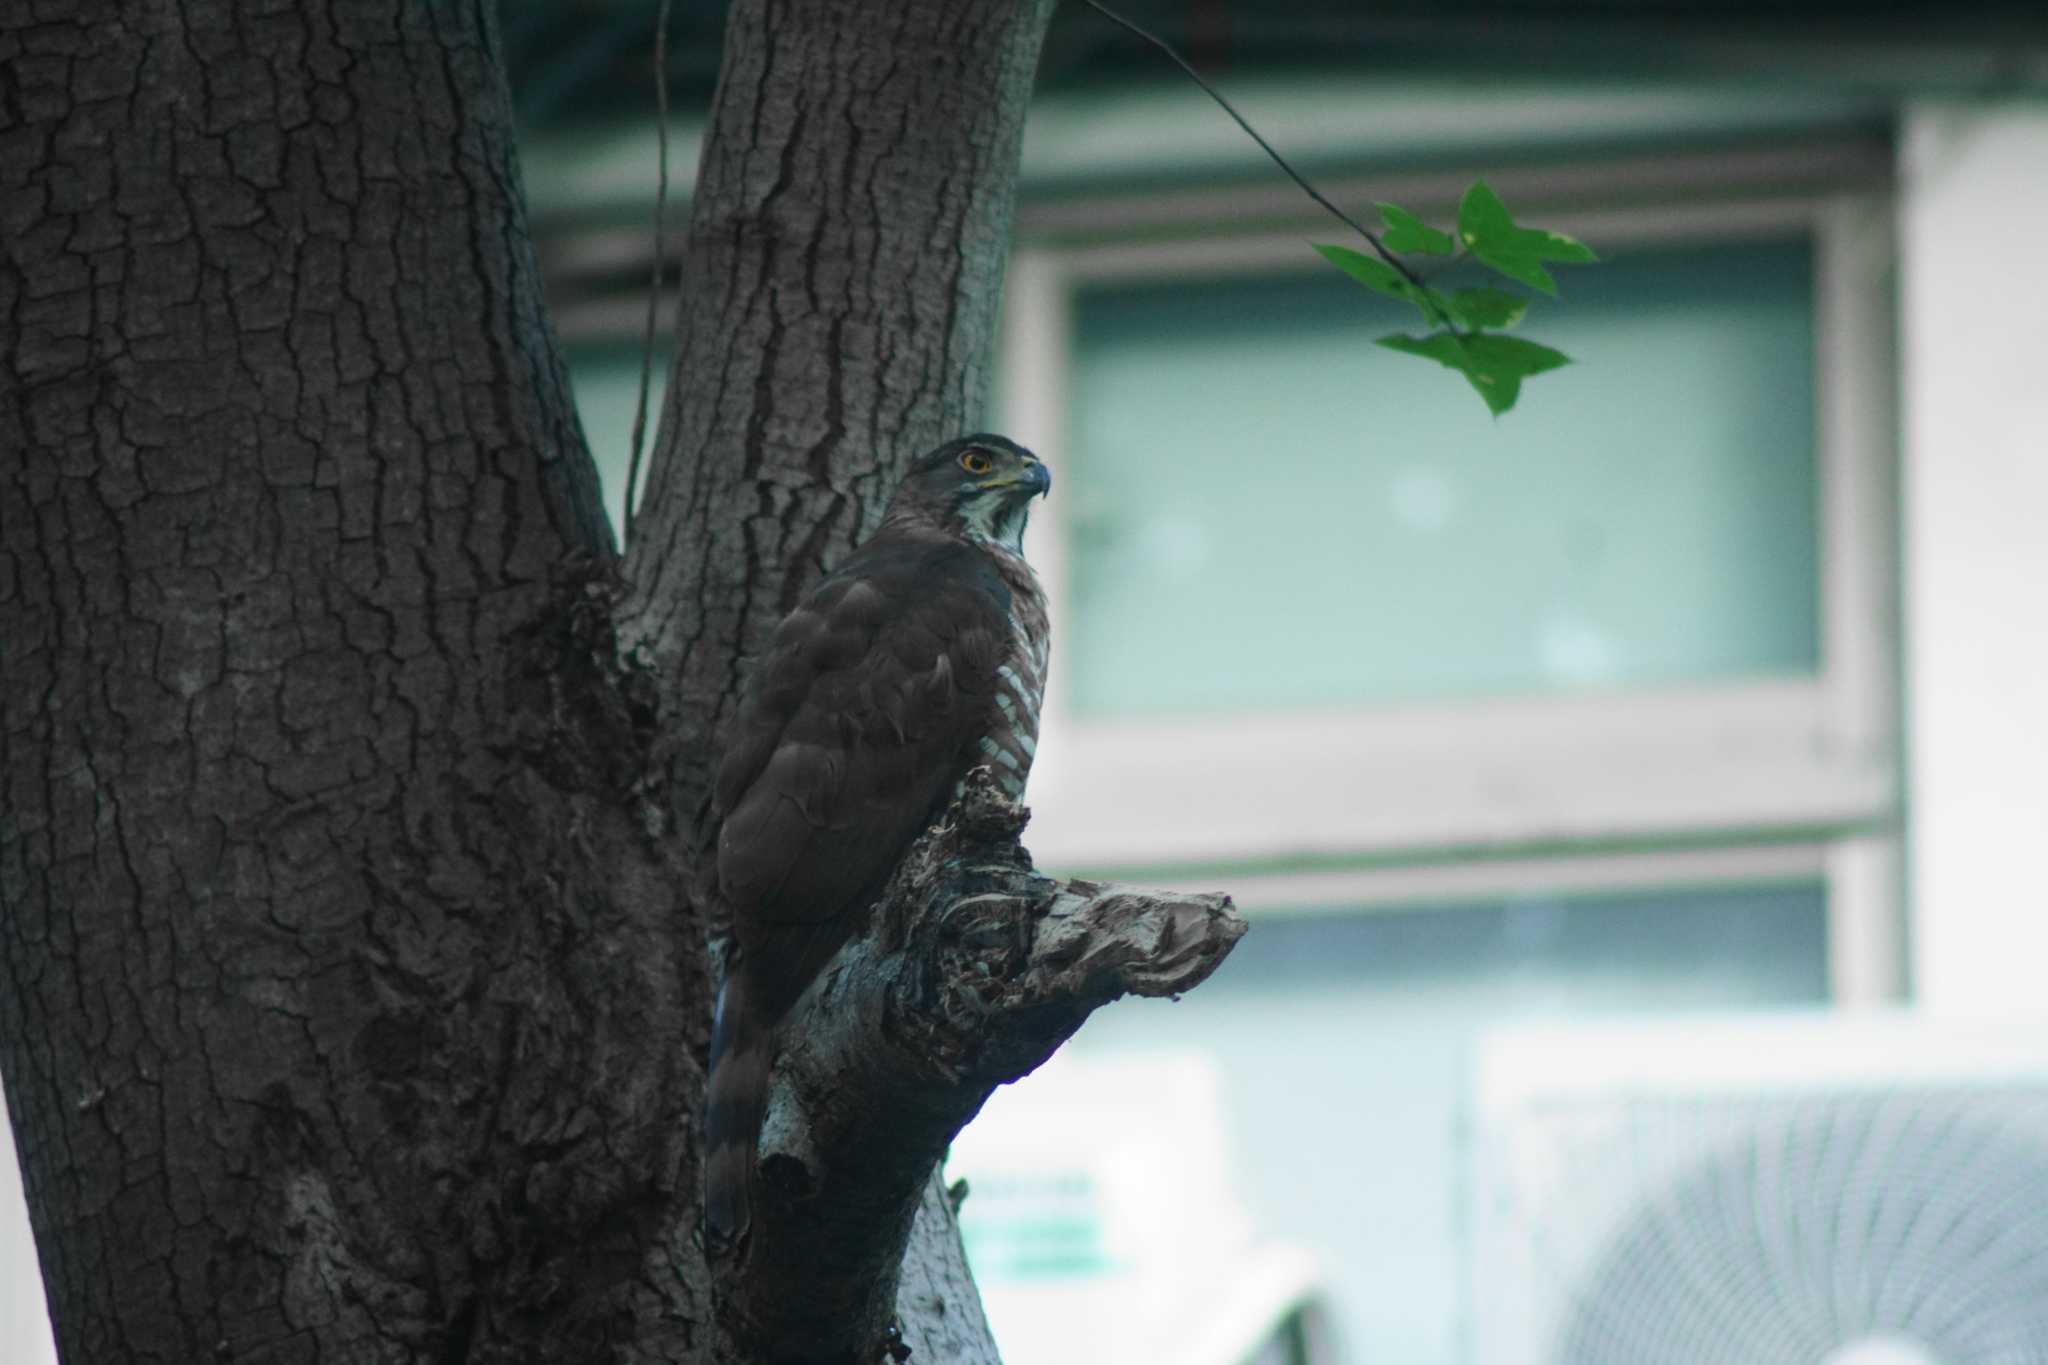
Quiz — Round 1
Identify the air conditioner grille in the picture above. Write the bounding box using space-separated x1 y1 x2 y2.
1549 1091 2048 1365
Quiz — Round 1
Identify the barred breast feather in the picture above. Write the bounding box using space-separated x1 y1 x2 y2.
973 543 1050 802
704 434 1051 1247
703 533 1022 1243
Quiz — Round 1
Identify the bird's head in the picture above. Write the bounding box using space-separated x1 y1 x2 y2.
884 434 1051 554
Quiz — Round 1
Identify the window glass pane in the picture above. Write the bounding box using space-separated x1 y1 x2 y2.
1066 239 1819 715
953 879 1829 1365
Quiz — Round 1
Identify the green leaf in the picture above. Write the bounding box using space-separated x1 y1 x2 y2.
1377 202 1455 256
1313 243 1415 304
1455 181 1599 296
1414 287 1462 331
1376 331 1573 416
1446 286 1528 330
1316 243 1459 330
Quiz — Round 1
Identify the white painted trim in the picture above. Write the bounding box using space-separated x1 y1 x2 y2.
1215 841 1829 916
1897 105 2048 1014
1476 1012 2048 1109
1014 81 1886 198
1018 140 1892 242
1026 679 1886 870
1810 195 1907 1008
1004 250 1073 710
1814 194 1901 768
1053 196 1833 283
517 94 1891 230
1827 835 1906 1007
1001 171 1900 945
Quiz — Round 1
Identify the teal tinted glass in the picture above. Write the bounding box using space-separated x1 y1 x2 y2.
1057 879 1830 1365
1066 239 1819 715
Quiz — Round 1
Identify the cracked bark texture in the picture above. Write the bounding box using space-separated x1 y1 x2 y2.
622 0 1060 808
620 0 1070 1352
0 1 701 1361
2 0 1243 1361
725 777 1244 1362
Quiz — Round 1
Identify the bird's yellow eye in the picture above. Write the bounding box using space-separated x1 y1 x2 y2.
959 450 993 475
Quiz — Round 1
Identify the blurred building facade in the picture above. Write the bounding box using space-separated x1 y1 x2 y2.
510 9 2048 1353
6 5 2047 1363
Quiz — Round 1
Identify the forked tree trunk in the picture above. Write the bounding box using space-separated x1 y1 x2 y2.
621 0 1066 1357
1 2 1240 1361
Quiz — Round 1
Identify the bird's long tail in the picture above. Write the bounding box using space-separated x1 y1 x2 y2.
704 968 769 1247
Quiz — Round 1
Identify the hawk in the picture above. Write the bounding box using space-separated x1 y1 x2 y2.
703 434 1053 1244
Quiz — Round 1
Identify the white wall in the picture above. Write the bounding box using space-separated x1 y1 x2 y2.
0 1091 56 1365
1900 103 2048 1009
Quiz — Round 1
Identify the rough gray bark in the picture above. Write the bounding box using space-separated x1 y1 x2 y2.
724 776 1243 1361
619 0 1081 1353
622 0 1059 756
894 1173 1004 1365
1 0 1245 1361
0 2 699 1360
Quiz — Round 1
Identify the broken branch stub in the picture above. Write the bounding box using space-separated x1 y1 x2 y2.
716 769 1246 1360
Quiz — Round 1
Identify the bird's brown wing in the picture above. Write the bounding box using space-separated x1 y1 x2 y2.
714 534 1013 1011
703 535 1013 1243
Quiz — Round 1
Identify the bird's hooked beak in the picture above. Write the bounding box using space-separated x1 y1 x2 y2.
991 458 1048 501
1022 458 1051 499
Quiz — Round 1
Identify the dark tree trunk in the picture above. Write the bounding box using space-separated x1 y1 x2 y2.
620 0 1065 1356
1 2 695 1359
624 0 1058 790
1 1 1241 1361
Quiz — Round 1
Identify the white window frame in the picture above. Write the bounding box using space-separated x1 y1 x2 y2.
998 159 1901 1005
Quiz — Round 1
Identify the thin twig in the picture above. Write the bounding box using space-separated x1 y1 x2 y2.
624 0 675 547
1079 0 1435 303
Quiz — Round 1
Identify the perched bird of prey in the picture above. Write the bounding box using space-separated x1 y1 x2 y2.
703 434 1053 1245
